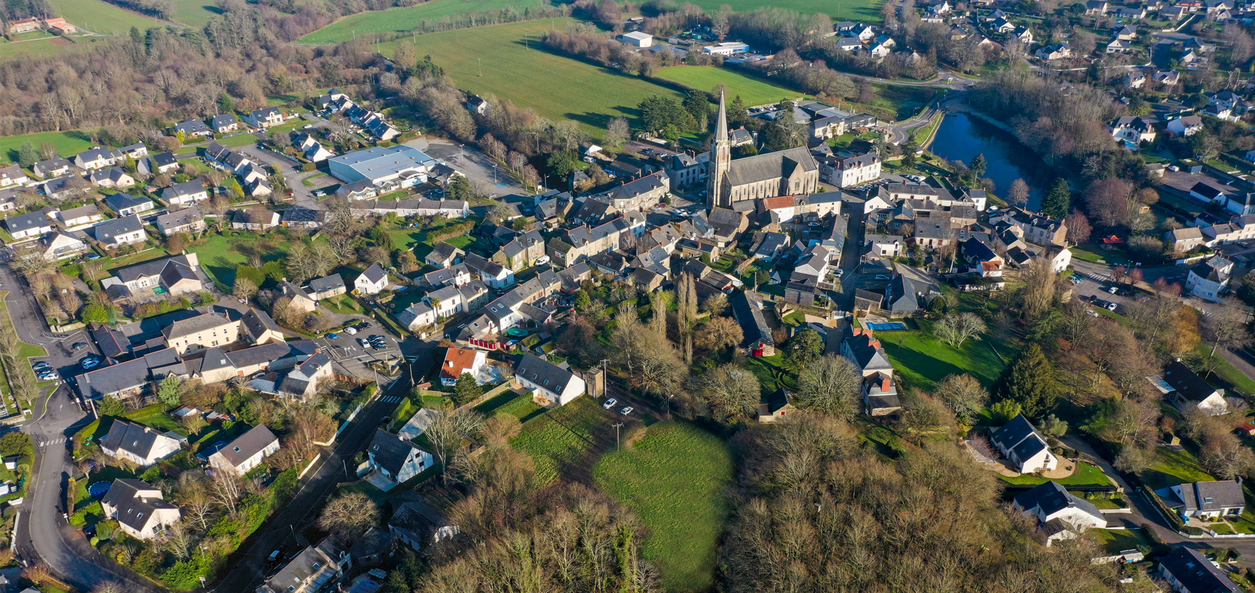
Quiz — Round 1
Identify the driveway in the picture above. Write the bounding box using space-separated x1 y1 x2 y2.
237 145 324 210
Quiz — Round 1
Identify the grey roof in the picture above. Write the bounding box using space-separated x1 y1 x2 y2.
105 193 150 213
726 146 818 187
210 114 235 129
79 358 150 399
1013 481 1104 523
1159 546 1240 593
242 307 283 338
215 424 278 468
162 312 234 340
389 499 450 544
307 275 345 294
1164 360 1219 402
514 354 578 393
608 171 668 203
163 180 205 200
159 261 200 287
328 146 436 179
100 419 172 459
224 341 291 369
175 119 210 135
360 263 387 284
60 204 100 222
113 253 193 283
4 211 50 234
1184 480 1246 512
95 215 144 244
885 274 919 313
842 328 893 372
156 207 203 231
91 325 129 359
264 540 343 593
991 414 1037 450
730 290 773 348
369 429 424 476
101 478 178 531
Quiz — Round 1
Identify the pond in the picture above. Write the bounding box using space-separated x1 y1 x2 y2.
929 112 1053 211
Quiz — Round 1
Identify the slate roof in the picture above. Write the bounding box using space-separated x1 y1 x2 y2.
215 424 278 468
156 207 203 232
1181 480 1246 512
105 193 151 214
1163 360 1219 402
726 146 818 187
100 420 174 459
4 211 49 234
1013 481 1104 523
101 478 178 532
95 215 144 244
360 263 387 284
730 290 773 348
211 114 236 129
162 312 234 340
175 119 210 135
79 358 150 399
163 180 205 201
1159 547 1240 593
307 275 345 294
515 354 579 394
991 414 1037 450
369 429 424 476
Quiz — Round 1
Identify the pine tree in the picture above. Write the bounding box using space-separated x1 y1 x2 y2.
1041 178 1072 219
969 154 987 178
997 343 1059 418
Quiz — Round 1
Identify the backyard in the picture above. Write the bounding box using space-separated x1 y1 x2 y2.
593 422 732 593
1141 446 1214 490
378 19 684 137
871 318 1016 390
188 233 296 290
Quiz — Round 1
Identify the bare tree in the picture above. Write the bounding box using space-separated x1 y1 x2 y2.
697 364 761 422
696 316 742 352
1201 433 1255 479
795 355 862 419
933 312 987 348
934 374 988 423
317 491 380 542
210 467 243 514
1203 298 1251 364
426 408 483 481
1020 259 1057 319
1008 179 1030 207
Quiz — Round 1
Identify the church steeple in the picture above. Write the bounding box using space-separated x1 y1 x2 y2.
708 91 731 209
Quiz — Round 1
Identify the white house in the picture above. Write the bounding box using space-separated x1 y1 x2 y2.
1166 480 1245 520
1159 360 1228 416
1012 481 1107 545
94 215 148 249
208 424 280 476
1185 256 1233 302
1108 116 1156 144
163 180 209 206
1168 115 1205 137
989 414 1058 474
100 420 183 466
367 429 434 488
514 354 585 406
354 263 388 295
100 478 182 540
439 346 487 386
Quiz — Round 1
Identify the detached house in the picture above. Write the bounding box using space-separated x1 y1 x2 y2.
105 193 154 217
389 499 458 553
1159 360 1227 415
163 180 209 206
101 420 183 466
162 312 240 354
74 147 119 171
1012 481 1107 546
368 429 434 488
208 424 280 476
174 119 211 138
155 207 206 236
306 275 347 300
94 215 148 249
355 263 388 295
0 165 29 188
88 167 135 189
243 107 284 129
100 479 182 540
990 414 1058 474
514 354 585 406
1168 115 1205 137
1108 116 1156 145
1164 480 1245 520
4 211 53 240
257 538 351 593
210 114 238 134
1159 547 1240 593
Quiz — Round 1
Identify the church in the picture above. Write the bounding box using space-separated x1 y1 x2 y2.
708 92 821 208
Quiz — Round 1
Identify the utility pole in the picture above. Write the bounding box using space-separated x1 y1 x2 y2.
613 422 623 450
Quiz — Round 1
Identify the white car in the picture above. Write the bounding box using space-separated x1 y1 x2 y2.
1105 302 1118 312
602 398 617 410
345 327 358 335
535 255 550 266
620 406 634 415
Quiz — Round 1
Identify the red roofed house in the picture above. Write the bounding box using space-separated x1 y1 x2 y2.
440 346 486 387
1100 234 1124 249
43 17 76 33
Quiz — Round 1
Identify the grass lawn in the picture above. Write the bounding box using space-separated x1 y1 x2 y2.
0 130 95 165
378 20 684 138
1090 528 1153 554
323 294 365 316
510 397 608 485
300 0 545 43
656 66 807 106
744 354 790 395
125 404 186 435
594 423 732 593
872 319 1016 390
166 0 225 27
474 389 543 422
1085 495 1130 509
1142 446 1214 489
51 0 163 35
998 461 1114 488
102 247 173 274
0 35 109 61
1230 511 1255 534
217 132 261 148
188 233 295 290
1195 343 1255 395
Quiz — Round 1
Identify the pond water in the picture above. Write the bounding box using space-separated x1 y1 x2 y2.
929 112 1052 211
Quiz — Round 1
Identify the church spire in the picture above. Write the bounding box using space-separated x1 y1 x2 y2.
708 91 732 209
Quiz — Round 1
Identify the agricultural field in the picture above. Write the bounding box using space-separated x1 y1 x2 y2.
378 19 684 137
187 233 296 290
50 0 163 35
686 0 883 22
656 66 807 107
594 423 732 593
0 36 104 61
167 0 224 27
300 0 544 44
0 130 96 165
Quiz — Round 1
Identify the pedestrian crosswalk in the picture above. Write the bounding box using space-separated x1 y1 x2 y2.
380 395 404 404
37 438 66 448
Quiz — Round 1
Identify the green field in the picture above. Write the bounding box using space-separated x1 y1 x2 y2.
685 0 883 22
871 320 1016 391
187 233 295 290
0 36 106 61
300 0 544 44
379 19 683 136
657 66 807 107
166 0 223 26
510 397 610 485
0 130 96 165
51 0 163 35
594 423 731 593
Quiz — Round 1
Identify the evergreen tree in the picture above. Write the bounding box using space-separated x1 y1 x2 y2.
1041 178 1072 219
218 92 235 114
727 95 750 128
18 142 38 168
969 154 987 178
454 372 482 404
997 343 1059 418
783 328 824 371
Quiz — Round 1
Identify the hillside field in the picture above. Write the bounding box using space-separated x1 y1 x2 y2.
687 0 883 22
656 66 807 107
300 0 544 44
0 130 96 165
51 0 163 35
379 19 684 137
167 0 225 26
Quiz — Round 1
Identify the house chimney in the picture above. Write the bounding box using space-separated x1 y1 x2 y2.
881 376 892 392
869 339 880 349
851 327 862 336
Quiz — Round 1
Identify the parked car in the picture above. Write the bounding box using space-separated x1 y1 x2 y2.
71 342 88 350
602 398 617 410
1105 302 1118 312
345 327 358 335
620 406 634 415
32 362 51 370
354 322 372 330
358 338 370 348
327 332 339 340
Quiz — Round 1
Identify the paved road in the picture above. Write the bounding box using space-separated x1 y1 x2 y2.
405 137 527 198
237 144 324 210
206 340 437 592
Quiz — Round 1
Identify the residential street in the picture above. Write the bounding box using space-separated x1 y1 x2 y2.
237 144 324 210
206 339 437 592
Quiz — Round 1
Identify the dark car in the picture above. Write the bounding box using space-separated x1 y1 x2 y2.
355 322 372 330
71 342 88 350
379 416 391 426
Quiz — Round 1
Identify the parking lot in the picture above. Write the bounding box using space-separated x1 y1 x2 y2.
314 325 406 382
